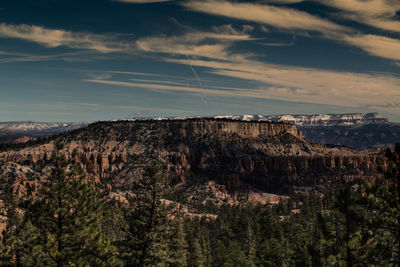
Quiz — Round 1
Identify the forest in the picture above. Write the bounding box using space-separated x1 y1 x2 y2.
0 141 399 266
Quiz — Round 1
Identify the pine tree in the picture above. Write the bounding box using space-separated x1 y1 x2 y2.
167 219 188 266
244 220 256 267
122 161 172 266
362 143 400 265
200 229 213 267
189 236 205 267
0 165 27 266
256 208 286 266
0 193 24 266
318 186 371 266
99 202 128 245
20 141 119 266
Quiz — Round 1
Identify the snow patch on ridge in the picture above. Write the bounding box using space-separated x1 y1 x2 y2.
0 121 89 133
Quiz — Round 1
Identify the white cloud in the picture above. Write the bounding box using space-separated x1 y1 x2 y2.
0 23 130 53
136 29 254 59
181 1 400 63
323 0 397 16
137 38 229 59
212 24 254 35
183 0 350 36
163 57 400 113
318 0 400 33
342 34 400 61
119 14 400 112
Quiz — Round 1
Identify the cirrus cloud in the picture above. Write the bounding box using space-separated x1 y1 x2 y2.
163 57 400 113
0 23 130 53
85 54 400 116
181 1 400 63
318 0 400 33
342 34 400 61
136 27 255 59
182 0 350 36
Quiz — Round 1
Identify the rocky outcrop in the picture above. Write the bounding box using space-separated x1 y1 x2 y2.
0 119 386 205
165 119 302 139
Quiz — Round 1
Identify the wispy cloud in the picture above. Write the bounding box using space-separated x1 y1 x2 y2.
108 70 169 77
136 27 254 59
317 0 400 33
0 23 130 53
183 0 350 36
108 70 223 85
163 57 400 112
85 79 242 100
129 78 189 87
79 10 399 114
181 1 400 63
84 58 400 115
259 37 295 46
0 50 100 64
342 34 400 61
2 0 398 117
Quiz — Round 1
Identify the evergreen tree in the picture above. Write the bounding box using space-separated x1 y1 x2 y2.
318 186 374 266
166 219 188 266
0 192 24 266
189 236 205 267
256 208 286 266
20 141 119 266
200 227 213 267
122 161 172 266
244 221 256 267
363 143 400 265
100 202 128 245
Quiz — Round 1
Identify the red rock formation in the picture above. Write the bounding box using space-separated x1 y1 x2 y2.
0 119 387 204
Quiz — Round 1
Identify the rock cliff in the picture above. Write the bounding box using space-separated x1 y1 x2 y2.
0 119 386 206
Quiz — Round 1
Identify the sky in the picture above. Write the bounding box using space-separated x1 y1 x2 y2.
0 0 399 122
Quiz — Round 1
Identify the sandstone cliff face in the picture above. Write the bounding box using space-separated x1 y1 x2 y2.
166 120 302 139
0 119 386 205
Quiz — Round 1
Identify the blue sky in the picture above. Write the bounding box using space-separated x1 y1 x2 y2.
0 0 399 122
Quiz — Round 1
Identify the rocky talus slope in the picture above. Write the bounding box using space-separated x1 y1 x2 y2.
0 119 386 207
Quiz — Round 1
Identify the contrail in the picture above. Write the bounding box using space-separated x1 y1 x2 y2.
186 55 209 105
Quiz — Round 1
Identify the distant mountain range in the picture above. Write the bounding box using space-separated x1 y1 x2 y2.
264 113 388 126
131 112 389 127
0 113 398 149
0 121 88 143
264 113 398 149
0 121 89 132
